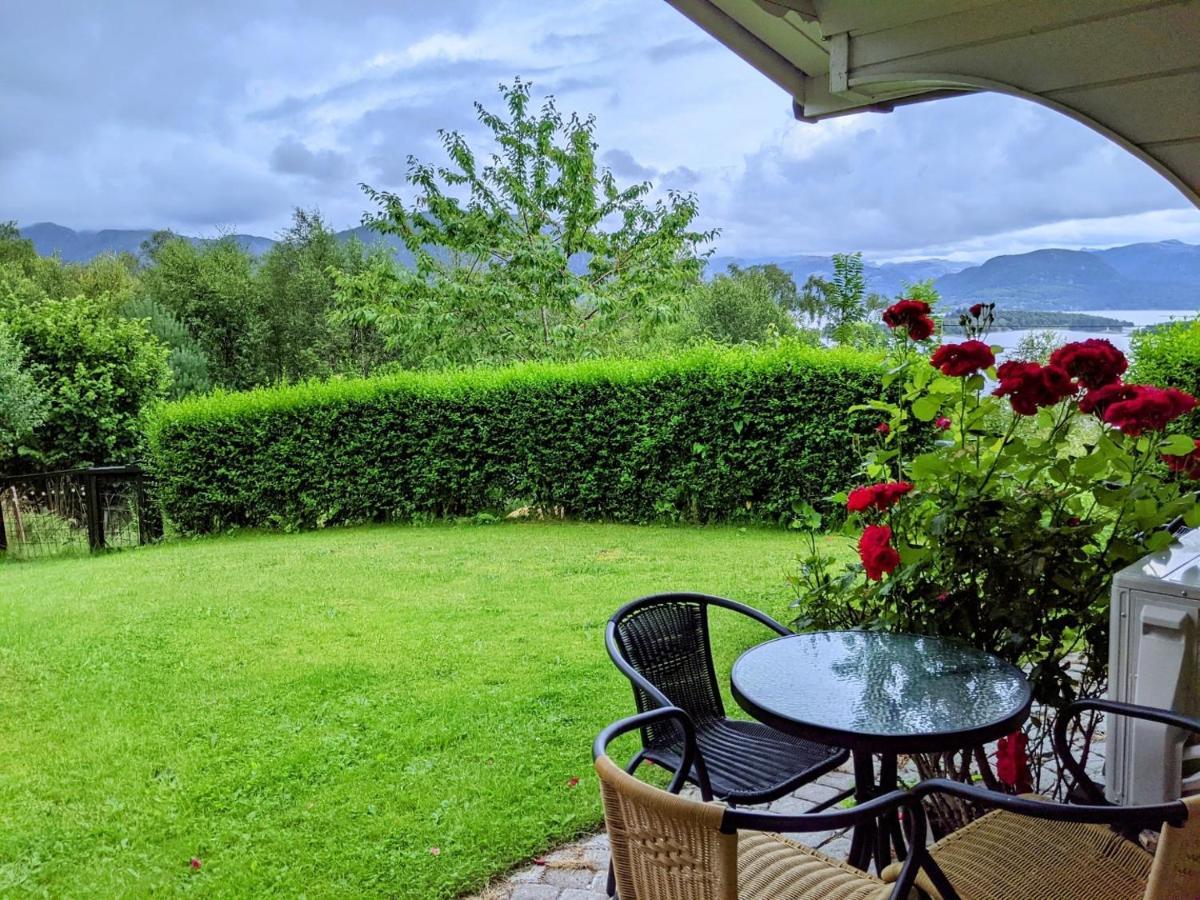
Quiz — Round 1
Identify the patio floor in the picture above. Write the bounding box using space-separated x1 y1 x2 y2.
471 735 1108 900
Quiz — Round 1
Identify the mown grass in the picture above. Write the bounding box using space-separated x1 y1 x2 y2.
0 520 818 898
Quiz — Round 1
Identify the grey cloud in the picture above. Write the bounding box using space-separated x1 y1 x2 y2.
715 93 1192 257
645 37 715 62
603 149 656 180
270 138 352 183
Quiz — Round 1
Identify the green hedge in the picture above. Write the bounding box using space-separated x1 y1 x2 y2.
1131 319 1200 433
145 345 887 533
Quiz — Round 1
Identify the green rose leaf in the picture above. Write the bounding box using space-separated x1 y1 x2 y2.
911 396 941 422
1160 433 1198 456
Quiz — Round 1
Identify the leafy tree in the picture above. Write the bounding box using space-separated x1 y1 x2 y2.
259 209 371 381
139 233 266 388
0 324 46 462
727 263 800 312
344 78 714 367
4 295 171 472
120 296 212 398
685 268 800 345
797 273 833 327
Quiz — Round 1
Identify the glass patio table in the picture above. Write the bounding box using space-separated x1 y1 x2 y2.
730 631 1032 873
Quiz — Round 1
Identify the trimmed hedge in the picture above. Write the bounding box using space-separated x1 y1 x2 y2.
1131 319 1200 433
145 345 887 533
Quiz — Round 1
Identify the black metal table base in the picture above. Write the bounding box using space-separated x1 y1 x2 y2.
847 750 908 874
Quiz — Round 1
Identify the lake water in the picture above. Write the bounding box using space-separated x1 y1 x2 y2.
987 309 1194 358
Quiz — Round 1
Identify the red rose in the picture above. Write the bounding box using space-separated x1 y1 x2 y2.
883 299 936 341
930 340 995 377
1164 438 1200 479
934 416 952 430
1100 385 1197 436
994 730 1032 792
1048 339 1128 390
1079 381 1135 416
992 361 1075 415
969 303 984 317
876 422 890 435
859 524 901 581
846 482 913 513
846 486 876 512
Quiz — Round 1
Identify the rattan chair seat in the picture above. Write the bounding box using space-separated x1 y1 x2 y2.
886 808 1153 900
738 832 892 900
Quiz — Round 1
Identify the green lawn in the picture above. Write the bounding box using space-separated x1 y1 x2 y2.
0 521 812 898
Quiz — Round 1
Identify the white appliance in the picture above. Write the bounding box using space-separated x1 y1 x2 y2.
1107 528 1200 805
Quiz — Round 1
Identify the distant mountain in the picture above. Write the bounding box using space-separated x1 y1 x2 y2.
16 222 410 265
933 241 1200 310
16 224 1200 312
707 253 967 297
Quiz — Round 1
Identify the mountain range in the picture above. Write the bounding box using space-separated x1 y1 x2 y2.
15 223 1200 312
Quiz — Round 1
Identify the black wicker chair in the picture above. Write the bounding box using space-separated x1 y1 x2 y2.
605 592 851 806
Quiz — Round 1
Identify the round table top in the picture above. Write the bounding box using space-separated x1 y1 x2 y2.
731 631 1032 753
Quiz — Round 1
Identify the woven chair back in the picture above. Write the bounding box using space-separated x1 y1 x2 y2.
596 754 737 900
1145 794 1200 899
612 598 724 747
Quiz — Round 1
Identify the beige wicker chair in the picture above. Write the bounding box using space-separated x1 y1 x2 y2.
880 699 1200 900
594 707 927 899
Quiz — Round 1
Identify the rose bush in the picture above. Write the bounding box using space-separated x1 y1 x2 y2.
790 301 1200 804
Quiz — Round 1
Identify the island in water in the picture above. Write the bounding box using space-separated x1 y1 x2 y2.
942 309 1134 334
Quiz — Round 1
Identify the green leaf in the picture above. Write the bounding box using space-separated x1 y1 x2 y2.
1160 433 1198 456
911 396 941 422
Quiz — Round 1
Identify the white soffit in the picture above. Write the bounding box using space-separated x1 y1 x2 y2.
665 0 1200 207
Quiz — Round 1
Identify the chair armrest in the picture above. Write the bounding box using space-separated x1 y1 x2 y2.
702 593 793 637
1053 698 1200 803
593 707 712 798
723 787 919 833
913 778 1188 829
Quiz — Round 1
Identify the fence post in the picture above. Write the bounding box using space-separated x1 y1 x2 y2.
0 487 7 554
85 471 104 551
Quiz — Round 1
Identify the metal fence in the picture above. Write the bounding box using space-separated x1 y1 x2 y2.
0 466 162 559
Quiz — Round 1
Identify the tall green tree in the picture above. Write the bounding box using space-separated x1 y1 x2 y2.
139 233 265 388
120 295 212 399
340 78 714 367
259 209 368 381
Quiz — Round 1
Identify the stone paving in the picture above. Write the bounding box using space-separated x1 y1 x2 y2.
468 737 1108 900
468 764 858 900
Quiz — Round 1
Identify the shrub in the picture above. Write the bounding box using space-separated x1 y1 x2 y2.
145 344 886 533
4 294 171 472
1131 318 1200 433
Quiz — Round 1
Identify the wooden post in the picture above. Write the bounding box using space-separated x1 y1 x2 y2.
0 488 7 554
85 471 104 551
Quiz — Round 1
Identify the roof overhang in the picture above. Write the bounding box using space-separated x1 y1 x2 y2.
665 0 1200 207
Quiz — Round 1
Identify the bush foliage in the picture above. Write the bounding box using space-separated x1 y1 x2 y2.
1131 318 1200 433
146 344 885 533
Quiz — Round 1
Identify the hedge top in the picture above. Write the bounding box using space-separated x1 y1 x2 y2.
147 342 884 433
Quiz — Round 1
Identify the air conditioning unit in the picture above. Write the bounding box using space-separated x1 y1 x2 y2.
1107 528 1200 805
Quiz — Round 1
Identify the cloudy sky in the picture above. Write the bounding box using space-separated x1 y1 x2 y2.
3 0 1199 262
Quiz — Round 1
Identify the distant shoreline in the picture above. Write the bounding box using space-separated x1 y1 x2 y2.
942 310 1135 334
